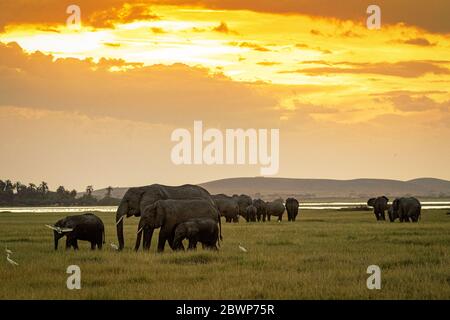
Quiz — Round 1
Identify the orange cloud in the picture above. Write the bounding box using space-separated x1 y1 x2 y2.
1 1 449 34
282 61 450 78
0 42 277 127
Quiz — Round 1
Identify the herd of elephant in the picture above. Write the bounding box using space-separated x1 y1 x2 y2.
46 184 422 252
367 196 421 222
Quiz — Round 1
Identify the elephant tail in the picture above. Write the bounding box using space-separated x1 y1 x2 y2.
103 228 106 244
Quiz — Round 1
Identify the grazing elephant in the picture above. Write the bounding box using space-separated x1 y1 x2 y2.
135 199 222 252
232 194 253 221
245 205 257 222
285 198 299 221
212 194 240 223
173 218 220 250
266 199 285 222
47 213 105 250
253 199 268 222
115 184 214 250
389 197 421 222
367 196 389 221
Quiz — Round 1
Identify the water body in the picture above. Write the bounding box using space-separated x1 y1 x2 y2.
1 202 449 213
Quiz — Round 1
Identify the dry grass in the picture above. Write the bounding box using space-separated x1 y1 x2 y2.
0 209 449 299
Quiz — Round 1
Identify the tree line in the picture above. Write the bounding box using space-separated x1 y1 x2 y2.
0 179 121 206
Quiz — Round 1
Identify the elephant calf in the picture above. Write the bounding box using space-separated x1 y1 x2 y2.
173 218 220 250
47 213 105 250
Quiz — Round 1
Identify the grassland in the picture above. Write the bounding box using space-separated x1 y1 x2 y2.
0 209 449 299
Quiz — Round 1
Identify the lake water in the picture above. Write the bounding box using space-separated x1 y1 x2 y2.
1 202 449 213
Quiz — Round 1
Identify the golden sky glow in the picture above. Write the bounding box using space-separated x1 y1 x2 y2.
0 1 449 189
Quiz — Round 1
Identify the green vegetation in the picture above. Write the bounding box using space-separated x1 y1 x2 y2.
0 209 449 299
0 180 120 206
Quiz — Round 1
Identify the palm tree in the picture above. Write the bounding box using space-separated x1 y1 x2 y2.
14 182 26 194
39 181 49 194
28 183 37 192
4 180 13 192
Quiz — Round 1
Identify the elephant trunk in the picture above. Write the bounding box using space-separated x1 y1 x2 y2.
116 201 128 250
54 231 60 250
135 228 143 251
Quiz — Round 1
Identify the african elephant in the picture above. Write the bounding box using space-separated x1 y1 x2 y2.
245 205 257 222
367 196 389 221
115 184 214 250
135 199 222 252
285 198 299 221
232 194 253 221
253 199 268 222
389 197 421 222
266 199 285 222
173 218 220 250
212 194 240 223
47 213 104 250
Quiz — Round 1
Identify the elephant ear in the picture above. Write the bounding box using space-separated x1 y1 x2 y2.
382 196 389 202
154 201 166 228
367 198 376 207
392 199 400 211
143 202 157 216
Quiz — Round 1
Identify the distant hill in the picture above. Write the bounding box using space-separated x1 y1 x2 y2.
86 177 450 201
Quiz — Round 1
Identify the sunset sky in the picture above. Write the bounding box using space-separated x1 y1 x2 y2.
1 1 449 191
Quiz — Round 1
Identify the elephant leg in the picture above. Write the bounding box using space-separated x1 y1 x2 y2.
267 215 271 221
73 240 79 250
172 232 186 251
188 239 197 250
97 240 103 250
157 231 168 253
278 214 282 222
90 242 95 250
65 238 71 250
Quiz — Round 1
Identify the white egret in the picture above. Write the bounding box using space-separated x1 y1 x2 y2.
6 253 19 266
238 243 248 253
110 243 119 250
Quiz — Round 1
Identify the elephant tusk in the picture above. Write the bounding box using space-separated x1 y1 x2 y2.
60 228 73 233
45 225 59 232
137 227 143 234
116 215 125 226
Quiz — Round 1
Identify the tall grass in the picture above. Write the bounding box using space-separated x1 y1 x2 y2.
0 209 449 299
